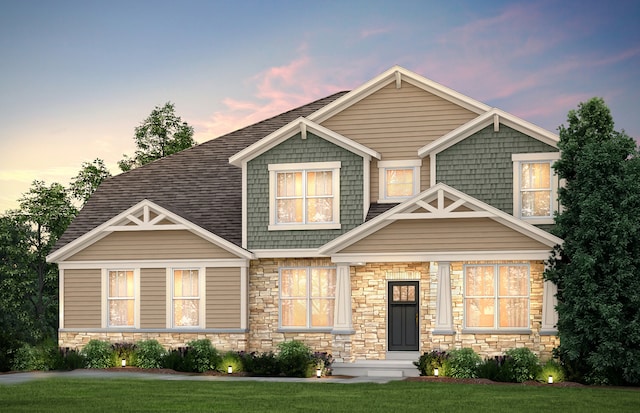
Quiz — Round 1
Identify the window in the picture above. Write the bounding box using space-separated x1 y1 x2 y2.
268 162 341 230
378 160 421 202
172 269 202 328
280 267 336 329
464 264 529 330
106 269 137 327
512 153 560 224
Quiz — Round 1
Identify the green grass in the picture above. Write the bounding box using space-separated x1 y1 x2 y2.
1 379 638 412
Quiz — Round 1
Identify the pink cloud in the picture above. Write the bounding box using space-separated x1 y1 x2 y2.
360 26 393 39
195 56 349 140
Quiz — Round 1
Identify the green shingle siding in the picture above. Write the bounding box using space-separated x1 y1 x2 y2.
436 125 558 215
247 132 364 249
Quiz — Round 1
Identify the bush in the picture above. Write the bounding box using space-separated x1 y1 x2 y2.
445 348 481 378
414 350 448 376
313 351 334 377
277 340 315 378
477 356 505 381
82 340 115 369
111 342 136 367
538 359 565 383
501 347 541 383
135 340 166 369
11 343 50 371
240 351 281 377
218 351 244 373
58 347 85 370
163 348 187 371
184 339 220 373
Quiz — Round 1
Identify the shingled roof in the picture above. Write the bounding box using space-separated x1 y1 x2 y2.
52 91 349 253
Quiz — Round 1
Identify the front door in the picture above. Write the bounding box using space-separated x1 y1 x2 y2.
388 281 419 351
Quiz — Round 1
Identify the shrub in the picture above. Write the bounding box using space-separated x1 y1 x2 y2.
501 347 541 383
313 351 334 377
240 351 281 377
184 339 220 373
414 350 448 376
538 359 565 383
58 347 85 370
278 340 315 378
11 344 49 371
135 340 166 369
163 348 187 371
82 340 115 369
218 351 244 373
445 348 481 378
477 356 505 381
111 342 136 367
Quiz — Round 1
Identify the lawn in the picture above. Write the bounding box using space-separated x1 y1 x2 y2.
0 378 638 412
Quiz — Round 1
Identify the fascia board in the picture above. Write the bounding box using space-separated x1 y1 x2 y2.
400 73 490 114
305 120 381 159
47 199 254 262
229 118 304 166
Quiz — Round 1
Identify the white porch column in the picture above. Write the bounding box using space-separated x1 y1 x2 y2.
332 264 354 333
434 262 454 334
541 280 558 334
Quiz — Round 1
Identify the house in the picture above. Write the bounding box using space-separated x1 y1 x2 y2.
47 66 561 376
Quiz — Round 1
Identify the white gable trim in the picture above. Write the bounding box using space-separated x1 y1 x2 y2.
229 117 380 167
418 108 559 158
308 66 491 124
47 199 254 262
318 183 563 255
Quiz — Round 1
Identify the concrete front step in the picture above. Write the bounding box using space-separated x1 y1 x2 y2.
332 359 420 378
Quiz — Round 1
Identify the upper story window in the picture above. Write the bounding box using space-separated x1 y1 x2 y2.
512 153 560 224
268 162 341 230
378 160 421 203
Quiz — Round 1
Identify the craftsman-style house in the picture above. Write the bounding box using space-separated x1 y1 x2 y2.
47 66 561 376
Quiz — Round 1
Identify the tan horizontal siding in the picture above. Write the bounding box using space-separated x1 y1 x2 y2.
206 267 241 329
64 269 101 328
341 218 549 253
140 268 166 329
67 230 239 261
321 81 477 159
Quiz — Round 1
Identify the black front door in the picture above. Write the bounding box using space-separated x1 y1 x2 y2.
388 281 419 351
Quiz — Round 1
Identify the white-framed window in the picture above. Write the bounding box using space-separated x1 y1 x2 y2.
378 160 421 202
512 153 560 224
268 162 341 230
279 267 336 329
169 268 205 328
464 264 530 330
103 269 139 328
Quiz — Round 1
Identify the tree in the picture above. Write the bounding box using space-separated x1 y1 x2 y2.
118 102 196 171
69 158 112 205
545 98 640 385
2 182 77 345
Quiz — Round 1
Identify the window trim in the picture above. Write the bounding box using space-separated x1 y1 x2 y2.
378 159 421 203
278 266 336 331
463 263 530 331
167 267 206 329
102 268 140 329
268 162 341 230
512 153 560 224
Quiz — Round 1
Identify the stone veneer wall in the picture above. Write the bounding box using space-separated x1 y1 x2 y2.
58 331 248 352
247 258 334 354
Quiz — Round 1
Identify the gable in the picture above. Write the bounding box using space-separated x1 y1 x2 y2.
66 230 239 261
340 218 549 253
320 183 562 256
320 80 478 158
48 200 252 263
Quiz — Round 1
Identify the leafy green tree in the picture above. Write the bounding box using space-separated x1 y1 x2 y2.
69 158 112 204
545 98 640 385
118 102 196 171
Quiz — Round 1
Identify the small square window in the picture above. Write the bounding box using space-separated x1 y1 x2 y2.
378 160 421 202
512 153 560 224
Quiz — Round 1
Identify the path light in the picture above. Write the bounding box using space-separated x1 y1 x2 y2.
121 359 126 368
434 367 439 377
228 365 233 374
548 375 553 384
316 368 322 378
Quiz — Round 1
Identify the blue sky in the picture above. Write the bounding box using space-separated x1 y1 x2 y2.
1 0 638 212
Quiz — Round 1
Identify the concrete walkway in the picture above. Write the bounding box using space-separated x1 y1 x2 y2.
0 369 404 386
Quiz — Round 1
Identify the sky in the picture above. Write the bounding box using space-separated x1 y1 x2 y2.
1 0 639 213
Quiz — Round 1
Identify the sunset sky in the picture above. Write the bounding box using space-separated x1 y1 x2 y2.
1 0 638 212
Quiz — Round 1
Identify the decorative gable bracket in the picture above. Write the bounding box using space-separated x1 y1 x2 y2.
390 189 494 220
108 204 189 232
